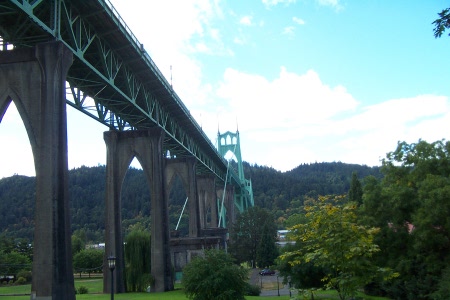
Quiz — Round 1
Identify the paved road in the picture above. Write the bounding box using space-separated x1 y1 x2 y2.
249 269 297 297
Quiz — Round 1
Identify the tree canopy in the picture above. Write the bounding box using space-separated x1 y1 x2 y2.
433 8 450 38
360 139 450 299
228 206 277 267
281 195 395 300
124 229 152 292
182 249 248 300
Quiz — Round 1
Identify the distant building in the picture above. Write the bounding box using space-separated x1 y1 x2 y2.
277 230 290 241
276 230 295 247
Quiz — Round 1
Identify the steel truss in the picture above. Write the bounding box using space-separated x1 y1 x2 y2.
0 0 247 188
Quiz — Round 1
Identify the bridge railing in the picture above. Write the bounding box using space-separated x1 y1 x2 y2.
98 0 220 172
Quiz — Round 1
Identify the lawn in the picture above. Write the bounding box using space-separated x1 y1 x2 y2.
0 279 390 300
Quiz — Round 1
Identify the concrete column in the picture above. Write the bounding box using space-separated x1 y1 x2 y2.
103 131 128 294
217 185 235 228
226 185 236 226
103 129 173 293
0 42 75 300
166 157 200 237
197 175 217 228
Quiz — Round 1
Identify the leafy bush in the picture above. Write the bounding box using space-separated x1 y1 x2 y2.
16 270 32 283
245 283 261 296
182 249 248 300
76 286 88 294
16 277 26 285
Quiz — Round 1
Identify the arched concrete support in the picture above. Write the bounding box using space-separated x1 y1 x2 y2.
0 42 75 300
197 175 217 228
103 129 173 293
217 185 235 228
166 157 200 237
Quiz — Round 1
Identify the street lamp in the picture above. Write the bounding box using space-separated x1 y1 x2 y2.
276 274 280 296
107 255 116 300
288 276 292 298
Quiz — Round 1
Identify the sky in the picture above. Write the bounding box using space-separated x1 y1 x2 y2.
1 0 450 178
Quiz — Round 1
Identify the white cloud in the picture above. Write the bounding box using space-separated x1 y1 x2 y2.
293 16 305 25
240 15 253 26
283 26 296 36
316 0 343 10
1 0 448 178
262 0 297 8
197 67 450 171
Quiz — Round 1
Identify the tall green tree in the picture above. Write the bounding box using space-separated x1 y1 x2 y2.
182 249 248 300
0 251 31 278
228 206 277 267
277 243 325 290
73 248 103 278
124 229 152 292
348 171 363 204
281 195 395 300
256 223 279 268
360 139 450 299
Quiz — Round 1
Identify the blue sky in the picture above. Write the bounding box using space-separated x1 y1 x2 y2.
1 0 449 178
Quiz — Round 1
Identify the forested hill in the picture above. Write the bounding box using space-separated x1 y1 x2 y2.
0 162 381 242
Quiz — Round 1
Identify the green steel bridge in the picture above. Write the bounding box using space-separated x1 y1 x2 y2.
0 0 253 213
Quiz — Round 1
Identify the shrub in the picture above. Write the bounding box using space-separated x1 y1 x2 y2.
16 270 32 283
245 283 261 296
182 249 248 300
16 277 26 285
76 286 88 294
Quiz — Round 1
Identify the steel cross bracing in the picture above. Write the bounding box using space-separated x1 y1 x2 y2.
0 0 243 187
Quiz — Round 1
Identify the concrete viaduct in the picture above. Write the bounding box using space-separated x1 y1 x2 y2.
0 1 253 299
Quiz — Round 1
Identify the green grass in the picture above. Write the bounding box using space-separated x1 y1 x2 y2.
0 279 390 300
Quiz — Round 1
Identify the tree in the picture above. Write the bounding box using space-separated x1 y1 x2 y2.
348 171 363 204
277 242 325 290
124 229 152 292
360 139 450 299
73 248 103 278
0 251 31 279
433 8 450 38
228 206 277 267
71 235 84 255
281 195 395 300
182 249 248 300
256 223 279 268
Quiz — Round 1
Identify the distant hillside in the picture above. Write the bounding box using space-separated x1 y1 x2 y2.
0 162 381 242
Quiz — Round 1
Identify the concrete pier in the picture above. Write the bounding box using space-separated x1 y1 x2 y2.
0 42 75 300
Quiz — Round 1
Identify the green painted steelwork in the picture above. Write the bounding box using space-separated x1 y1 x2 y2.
0 0 246 190
217 130 254 214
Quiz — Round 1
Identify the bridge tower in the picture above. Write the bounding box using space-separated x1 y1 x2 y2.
217 130 254 222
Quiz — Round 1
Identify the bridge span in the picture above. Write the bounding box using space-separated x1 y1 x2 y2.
0 0 253 299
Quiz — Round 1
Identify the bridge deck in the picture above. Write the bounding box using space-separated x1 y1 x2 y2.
0 0 245 186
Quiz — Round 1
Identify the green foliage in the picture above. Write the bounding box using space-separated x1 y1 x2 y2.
228 206 277 267
433 8 450 38
73 248 103 276
182 249 248 300
76 285 89 294
277 243 325 289
72 235 85 255
0 163 381 241
124 229 152 292
348 172 363 204
360 139 450 299
282 195 396 300
16 270 32 283
245 283 261 296
0 250 31 278
15 277 26 285
256 223 279 268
